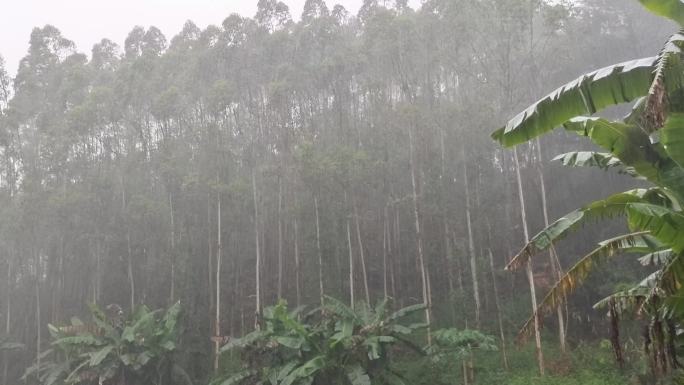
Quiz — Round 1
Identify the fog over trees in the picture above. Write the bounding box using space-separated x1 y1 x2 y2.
0 1 681 384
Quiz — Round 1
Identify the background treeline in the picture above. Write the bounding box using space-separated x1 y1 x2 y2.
0 0 674 382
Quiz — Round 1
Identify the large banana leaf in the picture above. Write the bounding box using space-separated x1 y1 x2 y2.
593 271 659 314
517 232 658 340
639 0 684 26
506 189 657 270
662 112 684 168
553 151 623 170
564 116 684 202
626 203 684 252
562 117 664 181
640 249 675 266
492 57 656 147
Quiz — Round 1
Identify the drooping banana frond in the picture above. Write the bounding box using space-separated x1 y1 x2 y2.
639 0 684 25
627 203 684 253
492 57 657 147
593 271 660 315
643 32 684 133
563 117 684 202
640 249 675 266
506 189 660 271
517 232 657 341
562 117 665 183
552 151 628 172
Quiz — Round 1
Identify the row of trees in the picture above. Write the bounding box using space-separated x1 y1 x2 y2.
0 0 673 382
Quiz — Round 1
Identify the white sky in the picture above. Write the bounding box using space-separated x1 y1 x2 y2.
1 0 420 77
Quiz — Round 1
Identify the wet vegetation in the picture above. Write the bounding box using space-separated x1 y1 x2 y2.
2 0 684 384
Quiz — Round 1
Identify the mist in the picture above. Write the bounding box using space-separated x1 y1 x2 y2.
0 1 682 385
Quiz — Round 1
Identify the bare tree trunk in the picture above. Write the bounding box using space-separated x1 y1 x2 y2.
207 193 214 363
463 161 481 329
294 218 301 308
213 186 222 372
353 199 371 305
513 147 545 375
127 230 135 312
488 248 509 370
408 129 431 345
314 196 324 305
35 247 41 368
169 192 176 303
277 178 283 300
382 206 389 300
3 259 11 385
252 168 262 329
346 192 355 309
535 138 566 353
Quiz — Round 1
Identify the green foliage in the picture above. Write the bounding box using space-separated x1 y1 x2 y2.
212 298 426 385
23 302 188 385
492 1 684 375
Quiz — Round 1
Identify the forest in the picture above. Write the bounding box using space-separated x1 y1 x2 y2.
1 0 684 384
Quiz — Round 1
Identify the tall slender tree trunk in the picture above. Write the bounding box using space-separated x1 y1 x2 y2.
488 248 509 370
3 259 11 385
535 138 566 353
169 192 176 303
277 178 283 300
126 230 135 312
353 199 371 305
439 124 456 321
513 147 544 375
314 196 324 305
382 206 389 300
408 129 431 344
34 247 41 368
207 193 214 360
346 192 355 309
463 161 481 329
252 168 262 329
213 185 222 372
294 218 301 308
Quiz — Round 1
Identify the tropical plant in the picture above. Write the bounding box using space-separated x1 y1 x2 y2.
492 0 684 376
212 297 427 385
23 302 190 385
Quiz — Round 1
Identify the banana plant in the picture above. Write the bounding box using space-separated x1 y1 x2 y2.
492 0 684 357
212 297 426 385
23 302 190 385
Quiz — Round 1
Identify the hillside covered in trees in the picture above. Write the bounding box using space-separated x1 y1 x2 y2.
0 1 682 384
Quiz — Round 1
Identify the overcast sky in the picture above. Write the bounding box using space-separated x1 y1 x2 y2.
0 0 421 77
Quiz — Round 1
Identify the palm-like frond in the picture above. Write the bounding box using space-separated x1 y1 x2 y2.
553 151 625 172
492 57 656 147
517 232 657 340
593 271 659 314
640 249 675 266
627 203 684 252
562 117 665 183
506 189 658 270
